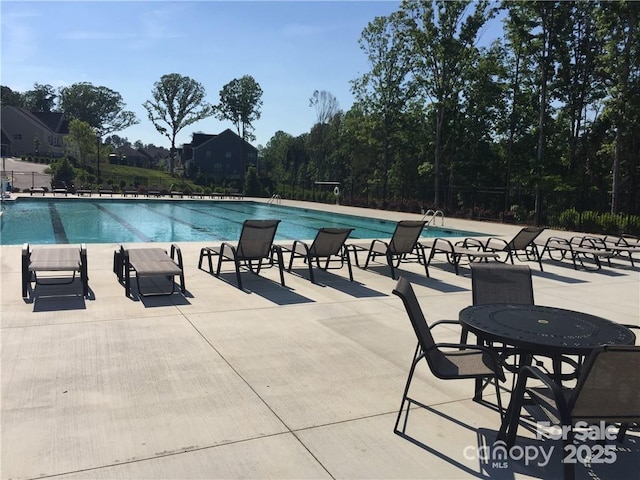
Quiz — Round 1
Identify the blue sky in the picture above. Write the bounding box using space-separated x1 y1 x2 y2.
2 0 502 149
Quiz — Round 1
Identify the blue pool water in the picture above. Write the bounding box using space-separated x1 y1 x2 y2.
0 199 486 245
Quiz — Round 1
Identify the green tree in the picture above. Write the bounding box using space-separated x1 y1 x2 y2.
143 73 214 173
596 1 640 213
65 119 96 172
58 82 139 134
48 157 76 188
215 75 263 142
395 0 495 207
243 165 262 196
22 83 56 112
0 85 23 107
353 13 415 206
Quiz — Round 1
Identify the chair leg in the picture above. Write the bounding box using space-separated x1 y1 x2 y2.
394 350 420 435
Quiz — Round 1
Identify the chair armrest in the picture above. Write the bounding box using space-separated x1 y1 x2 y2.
218 242 238 259
430 319 462 330
460 237 485 249
427 342 506 382
483 237 509 251
170 244 183 269
291 239 311 256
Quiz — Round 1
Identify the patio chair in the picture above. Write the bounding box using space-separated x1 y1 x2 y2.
392 277 505 439
464 226 545 271
497 345 640 480
287 227 355 283
537 236 615 271
471 263 534 306
22 243 89 299
114 244 185 297
198 219 286 290
360 220 429 280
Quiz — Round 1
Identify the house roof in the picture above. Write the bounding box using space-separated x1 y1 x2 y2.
193 128 257 152
1 106 69 134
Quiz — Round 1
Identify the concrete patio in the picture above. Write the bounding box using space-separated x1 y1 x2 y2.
1 199 638 480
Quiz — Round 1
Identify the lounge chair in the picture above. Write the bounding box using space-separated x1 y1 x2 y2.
287 227 354 283
29 187 46 196
392 277 505 440
198 219 286 290
580 234 640 267
76 185 93 196
497 345 640 480
537 236 614 270
98 185 113 196
356 220 429 280
464 226 545 270
52 182 68 196
423 237 500 275
114 244 185 297
22 243 89 299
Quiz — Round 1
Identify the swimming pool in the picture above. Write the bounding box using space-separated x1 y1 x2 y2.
0 199 486 245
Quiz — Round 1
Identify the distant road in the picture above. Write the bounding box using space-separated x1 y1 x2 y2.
2 157 50 191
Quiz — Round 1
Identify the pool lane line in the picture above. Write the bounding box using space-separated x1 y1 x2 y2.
106 202 228 241
175 202 393 240
94 204 154 242
48 203 69 243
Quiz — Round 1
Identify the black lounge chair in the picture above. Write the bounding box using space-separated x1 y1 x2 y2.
392 277 505 440
464 226 545 271
423 237 499 275
114 244 185 297
358 220 429 279
22 243 89 299
537 236 614 270
198 219 285 290
497 345 640 480
287 227 354 283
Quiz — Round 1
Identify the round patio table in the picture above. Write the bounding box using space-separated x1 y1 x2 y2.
459 304 636 383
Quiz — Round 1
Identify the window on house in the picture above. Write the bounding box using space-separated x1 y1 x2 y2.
225 151 231 159
206 151 211 159
13 134 22 140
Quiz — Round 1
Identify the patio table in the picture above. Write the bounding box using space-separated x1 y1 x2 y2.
459 304 636 385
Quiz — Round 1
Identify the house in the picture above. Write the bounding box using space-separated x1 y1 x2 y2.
0 106 69 157
111 145 148 167
183 129 258 180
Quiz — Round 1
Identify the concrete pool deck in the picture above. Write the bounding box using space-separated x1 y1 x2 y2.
1 198 639 480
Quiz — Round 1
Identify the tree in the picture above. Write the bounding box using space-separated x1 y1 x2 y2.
58 82 139 134
22 83 56 112
309 90 339 125
353 13 414 206
1 85 23 107
65 119 96 172
215 75 263 142
48 158 76 188
243 165 262 196
143 73 214 173
395 0 495 206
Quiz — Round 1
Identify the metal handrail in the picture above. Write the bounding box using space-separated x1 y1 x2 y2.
422 209 445 226
267 194 282 205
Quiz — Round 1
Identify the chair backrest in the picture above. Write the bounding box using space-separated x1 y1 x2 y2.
570 345 640 424
309 228 354 257
236 219 281 259
506 226 545 251
389 221 427 255
471 263 534 305
392 277 447 367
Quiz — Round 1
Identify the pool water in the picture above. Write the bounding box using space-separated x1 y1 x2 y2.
0 199 486 245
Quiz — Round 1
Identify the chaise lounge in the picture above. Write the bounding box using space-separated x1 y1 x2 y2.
22 243 89 299
286 227 355 283
198 219 286 290
114 244 185 297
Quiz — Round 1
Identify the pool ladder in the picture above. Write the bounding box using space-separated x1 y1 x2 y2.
422 209 444 226
267 194 282 205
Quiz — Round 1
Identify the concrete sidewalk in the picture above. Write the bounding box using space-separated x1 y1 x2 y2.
1 201 638 479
